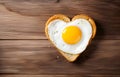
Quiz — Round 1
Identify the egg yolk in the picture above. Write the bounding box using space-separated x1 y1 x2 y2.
62 26 82 44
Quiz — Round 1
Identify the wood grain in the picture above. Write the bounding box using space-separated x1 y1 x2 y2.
0 0 120 76
0 75 86 77
1 75 120 77
0 40 120 75
0 0 119 39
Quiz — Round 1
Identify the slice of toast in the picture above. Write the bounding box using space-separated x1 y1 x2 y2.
45 14 96 62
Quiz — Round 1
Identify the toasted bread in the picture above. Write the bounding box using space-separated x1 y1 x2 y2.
45 14 96 62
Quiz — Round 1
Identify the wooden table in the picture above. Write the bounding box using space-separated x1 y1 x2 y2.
0 0 120 77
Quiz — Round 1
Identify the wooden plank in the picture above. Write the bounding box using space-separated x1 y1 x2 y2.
0 0 119 76
0 75 83 77
0 75 120 77
0 40 119 75
0 0 119 39
0 5 45 39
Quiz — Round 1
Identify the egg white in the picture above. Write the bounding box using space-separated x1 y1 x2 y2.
48 19 92 54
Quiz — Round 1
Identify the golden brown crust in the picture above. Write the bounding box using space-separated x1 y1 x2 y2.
59 51 80 62
72 14 96 39
46 32 79 62
46 14 70 26
45 14 96 62
45 14 70 39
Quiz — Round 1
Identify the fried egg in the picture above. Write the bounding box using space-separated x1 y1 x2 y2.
47 18 92 54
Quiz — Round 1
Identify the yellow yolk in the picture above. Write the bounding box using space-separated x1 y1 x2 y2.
62 26 82 44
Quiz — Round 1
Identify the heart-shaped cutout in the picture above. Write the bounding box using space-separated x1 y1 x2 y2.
45 14 96 62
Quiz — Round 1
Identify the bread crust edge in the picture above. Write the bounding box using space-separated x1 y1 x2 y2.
45 14 96 62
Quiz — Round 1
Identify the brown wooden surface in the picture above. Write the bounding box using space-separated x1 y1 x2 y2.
0 0 120 77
